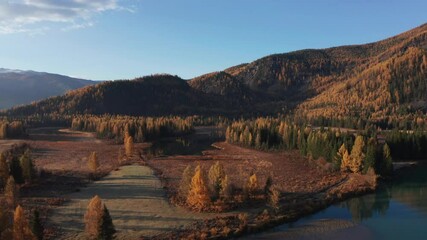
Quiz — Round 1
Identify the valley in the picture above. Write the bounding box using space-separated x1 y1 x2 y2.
0 16 426 240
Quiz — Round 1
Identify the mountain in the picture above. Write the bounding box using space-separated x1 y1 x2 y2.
190 23 427 118
0 68 96 109
3 23 427 119
4 75 252 116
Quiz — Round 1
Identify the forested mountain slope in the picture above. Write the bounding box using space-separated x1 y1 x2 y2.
3 23 427 119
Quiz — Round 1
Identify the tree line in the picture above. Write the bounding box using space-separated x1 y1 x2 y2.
71 115 194 143
0 121 27 139
225 118 400 176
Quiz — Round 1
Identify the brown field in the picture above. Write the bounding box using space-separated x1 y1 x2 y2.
2 127 376 239
147 141 372 202
10 128 218 239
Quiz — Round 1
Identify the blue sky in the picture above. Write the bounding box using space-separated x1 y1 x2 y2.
0 0 426 80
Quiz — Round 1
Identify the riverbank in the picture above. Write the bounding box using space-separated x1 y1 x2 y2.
146 141 377 239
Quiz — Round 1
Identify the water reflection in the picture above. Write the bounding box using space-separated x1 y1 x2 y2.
251 163 427 240
144 127 224 157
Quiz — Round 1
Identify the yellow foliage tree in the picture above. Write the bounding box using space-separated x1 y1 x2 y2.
5 176 18 208
246 173 258 199
187 165 211 210
84 195 103 240
13 205 36 240
208 161 225 198
88 152 99 173
341 149 351 172
349 136 365 173
124 136 134 158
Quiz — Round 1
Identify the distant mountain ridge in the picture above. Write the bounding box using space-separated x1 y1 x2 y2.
3 23 427 119
0 69 96 109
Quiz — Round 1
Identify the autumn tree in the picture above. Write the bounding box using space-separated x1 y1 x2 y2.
349 136 365 173
340 149 351 172
117 148 124 166
124 134 134 158
335 144 347 171
84 195 103 239
88 152 99 173
187 165 211 210
208 161 225 199
245 173 258 200
267 185 281 210
178 165 193 199
5 176 18 208
13 205 36 240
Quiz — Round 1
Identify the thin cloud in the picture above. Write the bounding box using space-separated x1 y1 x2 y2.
0 0 132 34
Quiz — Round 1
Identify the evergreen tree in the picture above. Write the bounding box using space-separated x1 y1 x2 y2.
99 205 116 240
364 138 377 174
263 176 273 196
19 150 34 183
30 210 43 240
382 143 393 176
219 175 232 200
10 157 24 184
0 153 9 189
0 204 13 239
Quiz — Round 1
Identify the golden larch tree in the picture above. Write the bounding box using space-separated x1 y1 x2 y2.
5 176 18 208
187 165 211 210
349 136 365 173
13 205 36 240
88 152 99 173
84 195 103 239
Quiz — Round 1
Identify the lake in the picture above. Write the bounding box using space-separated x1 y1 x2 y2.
251 163 427 240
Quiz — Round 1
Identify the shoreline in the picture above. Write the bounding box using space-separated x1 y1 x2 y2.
144 141 378 239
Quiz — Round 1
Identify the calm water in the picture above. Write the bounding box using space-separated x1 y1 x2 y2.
145 127 224 157
252 163 427 240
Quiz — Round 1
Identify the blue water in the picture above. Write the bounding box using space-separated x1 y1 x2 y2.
252 164 427 240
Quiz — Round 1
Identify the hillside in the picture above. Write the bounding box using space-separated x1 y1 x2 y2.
4 75 252 116
0 69 95 109
3 23 427 119
191 23 427 117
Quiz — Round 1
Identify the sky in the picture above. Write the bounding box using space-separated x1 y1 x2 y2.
0 0 426 80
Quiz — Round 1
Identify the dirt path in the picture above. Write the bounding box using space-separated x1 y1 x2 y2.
50 165 210 240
